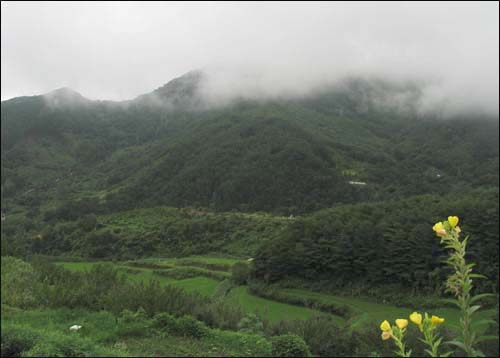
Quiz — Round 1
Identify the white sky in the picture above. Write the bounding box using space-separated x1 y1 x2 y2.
1 1 498 114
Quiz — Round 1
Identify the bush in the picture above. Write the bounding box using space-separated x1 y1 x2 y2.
153 267 227 281
175 315 208 338
152 312 178 333
237 313 264 335
212 279 234 299
115 321 152 339
271 334 312 357
193 297 244 330
248 281 351 318
152 313 207 338
1 325 39 357
118 307 147 323
22 331 98 357
231 262 250 285
1 257 39 308
270 316 355 357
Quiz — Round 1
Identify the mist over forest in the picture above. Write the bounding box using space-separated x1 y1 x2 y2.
1 2 498 358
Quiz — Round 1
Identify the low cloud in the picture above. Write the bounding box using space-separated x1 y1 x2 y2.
2 2 498 116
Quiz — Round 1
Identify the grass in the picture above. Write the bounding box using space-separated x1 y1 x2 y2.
280 288 497 332
172 277 220 296
57 260 221 297
228 286 345 325
123 330 271 357
1 308 272 357
57 257 497 334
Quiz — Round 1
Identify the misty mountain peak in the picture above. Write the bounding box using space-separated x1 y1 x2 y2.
43 87 90 107
133 70 207 110
153 70 205 97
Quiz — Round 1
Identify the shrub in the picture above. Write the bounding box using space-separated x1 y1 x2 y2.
115 322 152 339
231 262 250 285
1 257 39 308
119 307 147 323
237 313 264 335
19 331 96 357
152 313 208 338
153 267 227 281
1 325 39 357
193 297 244 330
211 279 234 299
271 334 312 357
271 316 356 357
152 312 178 333
175 260 231 272
248 281 351 318
175 315 208 338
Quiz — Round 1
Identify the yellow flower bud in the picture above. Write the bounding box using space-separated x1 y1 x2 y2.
448 216 459 228
381 331 392 340
455 226 461 234
432 222 446 237
410 312 422 325
431 315 445 326
395 319 408 329
380 320 391 332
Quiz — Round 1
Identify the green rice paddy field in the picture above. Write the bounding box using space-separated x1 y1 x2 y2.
56 256 496 333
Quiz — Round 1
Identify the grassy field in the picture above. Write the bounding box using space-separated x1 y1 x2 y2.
56 259 341 324
228 286 344 325
1 307 272 357
280 288 497 332
57 261 220 296
57 257 497 334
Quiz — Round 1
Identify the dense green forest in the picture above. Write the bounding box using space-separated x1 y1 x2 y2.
1 72 499 357
2 73 498 288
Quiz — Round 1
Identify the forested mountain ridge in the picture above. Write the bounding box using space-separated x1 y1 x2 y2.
2 71 498 215
1 70 498 292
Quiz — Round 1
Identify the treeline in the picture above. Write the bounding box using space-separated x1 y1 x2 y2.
2 256 245 331
251 188 499 294
1 206 289 260
2 77 499 217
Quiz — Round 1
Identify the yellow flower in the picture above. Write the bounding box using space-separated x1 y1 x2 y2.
448 216 459 228
431 315 445 326
395 319 408 329
380 320 391 332
432 222 447 237
410 312 422 326
381 331 392 340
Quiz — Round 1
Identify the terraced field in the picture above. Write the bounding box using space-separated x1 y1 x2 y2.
57 256 496 333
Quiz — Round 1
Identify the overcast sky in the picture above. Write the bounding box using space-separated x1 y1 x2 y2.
1 1 499 114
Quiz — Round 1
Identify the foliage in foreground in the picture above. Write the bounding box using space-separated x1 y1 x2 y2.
1 308 274 357
379 216 499 357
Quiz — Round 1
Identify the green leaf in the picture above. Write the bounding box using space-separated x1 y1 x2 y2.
472 348 486 357
424 348 434 356
446 340 467 352
470 319 497 330
474 335 500 344
439 298 460 308
440 351 454 357
470 293 495 304
469 274 487 279
467 305 481 316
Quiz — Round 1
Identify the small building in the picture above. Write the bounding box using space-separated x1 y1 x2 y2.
348 181 367 185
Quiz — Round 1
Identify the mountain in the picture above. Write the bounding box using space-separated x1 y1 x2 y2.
1 70 498 289
1 71 498 217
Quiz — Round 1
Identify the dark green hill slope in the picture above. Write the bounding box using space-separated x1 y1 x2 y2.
1 72 498 217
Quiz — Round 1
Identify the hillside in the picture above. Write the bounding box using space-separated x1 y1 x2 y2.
2 71 499 358
2 71 498 217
